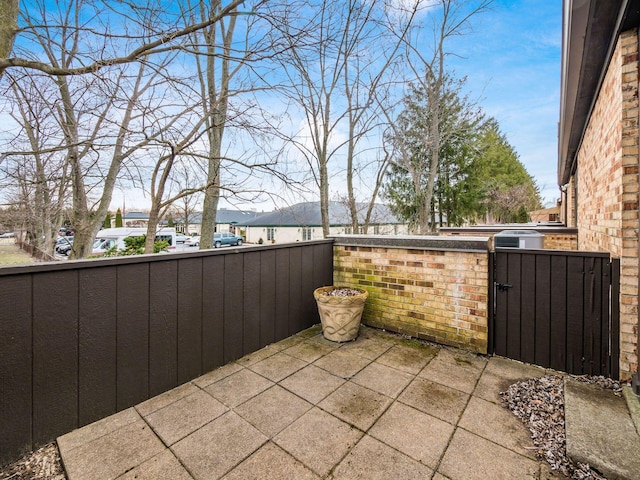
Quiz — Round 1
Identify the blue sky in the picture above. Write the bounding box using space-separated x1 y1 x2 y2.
104 0 564 212
447 0 562 207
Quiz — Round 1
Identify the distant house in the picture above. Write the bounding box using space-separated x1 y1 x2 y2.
528 206 560 223
178 208 262 236
559 0 639 384
241 201 408 244
123 211 149 227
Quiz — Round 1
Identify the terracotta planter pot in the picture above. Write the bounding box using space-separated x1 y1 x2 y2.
313 286 369 342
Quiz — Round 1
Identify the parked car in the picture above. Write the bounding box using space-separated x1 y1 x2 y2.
185 236 200 247
213 232 243 248
0 232 15 238
55 236 74 255
176 233 188 244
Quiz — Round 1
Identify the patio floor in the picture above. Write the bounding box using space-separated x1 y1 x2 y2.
57 325 560 479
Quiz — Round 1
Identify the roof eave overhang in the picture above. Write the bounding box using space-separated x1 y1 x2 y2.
558 0 640 186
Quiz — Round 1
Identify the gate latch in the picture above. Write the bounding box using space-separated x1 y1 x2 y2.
496 283 512 292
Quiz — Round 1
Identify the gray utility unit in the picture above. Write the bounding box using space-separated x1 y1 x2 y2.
494 230 545 249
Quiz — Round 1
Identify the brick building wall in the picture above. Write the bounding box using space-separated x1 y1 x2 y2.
567 29 639 379
333 237 490 354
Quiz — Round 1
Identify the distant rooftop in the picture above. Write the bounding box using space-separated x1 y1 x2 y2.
242 201 402 227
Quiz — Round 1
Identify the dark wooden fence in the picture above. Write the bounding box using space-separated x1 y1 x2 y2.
0 240 333 465
490 249 620 378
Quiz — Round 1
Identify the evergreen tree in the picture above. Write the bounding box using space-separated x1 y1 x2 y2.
103 213 112 229
115 208 123 228
467 120 542 223
385 83 541 228
384 76 483 232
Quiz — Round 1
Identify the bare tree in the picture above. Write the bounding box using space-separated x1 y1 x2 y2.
0 0 18 67
142 119 211 254
4 29 180 258
0 0 250 77
2 1 261 258
1 74 70 253
265 0 418 237
174 163 204 235
398 0 493 233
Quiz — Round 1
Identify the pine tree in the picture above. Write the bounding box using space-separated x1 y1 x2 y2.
115 208 123 228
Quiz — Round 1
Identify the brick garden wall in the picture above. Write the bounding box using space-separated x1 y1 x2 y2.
332 236 490 354
570 29 639 379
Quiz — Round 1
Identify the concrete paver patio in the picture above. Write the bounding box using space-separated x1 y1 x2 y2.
57 325 560 479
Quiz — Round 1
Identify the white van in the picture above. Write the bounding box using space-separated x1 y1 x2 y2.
92 227 177 255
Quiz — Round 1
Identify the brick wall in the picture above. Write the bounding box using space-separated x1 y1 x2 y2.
543 234 578 250
332 236 490 354
571 29 639 380
439 228 578 250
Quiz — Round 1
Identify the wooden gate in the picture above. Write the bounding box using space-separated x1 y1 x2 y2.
490 249 620 379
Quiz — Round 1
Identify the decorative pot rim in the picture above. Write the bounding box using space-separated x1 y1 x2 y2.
313 286 368 304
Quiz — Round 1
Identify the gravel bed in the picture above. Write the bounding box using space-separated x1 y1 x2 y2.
323 287 363 296
500 373 623 480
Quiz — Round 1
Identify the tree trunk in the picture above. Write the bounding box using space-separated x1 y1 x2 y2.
0 0 19 75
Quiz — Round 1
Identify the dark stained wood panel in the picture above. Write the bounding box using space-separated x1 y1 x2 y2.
300 246 315 329
202 255 225 371
610 258 620 379
149 261 178 396
520 254 536 364
223 254 244 363
259 249 276 346
534 254 552 368
566 256 585 374
505 253 522 360
243 251 261 355
549 255 568 372
274 249 291 341
116 263 150 410
288 247 302 336
78 266 117 426
32 270 79 445
494 251 509 356
0 275 33 465
177 258 203 384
